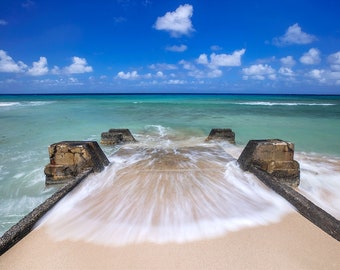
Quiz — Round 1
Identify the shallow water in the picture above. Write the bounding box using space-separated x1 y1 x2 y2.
1 94 340 237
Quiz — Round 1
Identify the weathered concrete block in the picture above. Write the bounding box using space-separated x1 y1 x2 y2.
238 139 300 187
205 128 235 144
44 141 109 185
101 129 136 145
101 132 123 145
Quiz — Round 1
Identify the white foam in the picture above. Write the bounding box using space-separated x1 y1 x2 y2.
38 138 292 246
237 101 335 106
0 101 54 108
0 102 20 107
296 153 340 219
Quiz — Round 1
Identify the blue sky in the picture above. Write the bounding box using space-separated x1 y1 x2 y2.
0 0 339 94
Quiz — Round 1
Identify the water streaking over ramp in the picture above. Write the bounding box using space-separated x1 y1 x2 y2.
37 140 292 245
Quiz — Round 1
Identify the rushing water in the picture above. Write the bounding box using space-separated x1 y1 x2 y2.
1 94 340 241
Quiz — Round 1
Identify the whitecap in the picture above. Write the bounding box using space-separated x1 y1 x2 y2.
236 101 335 106
0 102 20 107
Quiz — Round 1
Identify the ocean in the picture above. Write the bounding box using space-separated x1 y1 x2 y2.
1 94 340 241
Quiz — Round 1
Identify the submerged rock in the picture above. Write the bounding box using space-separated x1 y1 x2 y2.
101 129 137 145
238 139 300 187
44 141 109 185
205 128 235 144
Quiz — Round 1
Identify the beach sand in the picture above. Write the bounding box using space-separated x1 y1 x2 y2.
0 213 339 269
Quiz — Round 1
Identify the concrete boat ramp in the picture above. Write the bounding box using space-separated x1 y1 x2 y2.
1 140 340 269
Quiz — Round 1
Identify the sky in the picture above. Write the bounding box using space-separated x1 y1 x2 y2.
0 0 340 94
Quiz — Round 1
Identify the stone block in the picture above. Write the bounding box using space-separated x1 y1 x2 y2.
238 139 300 187
101 129 136 145
45 141 110 185
101 132 123 145
205 128 235 144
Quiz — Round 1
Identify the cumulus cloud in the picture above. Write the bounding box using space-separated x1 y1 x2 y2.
206 69 223 78
196 54 209 65
166 79 186 85
166 44 187 52
0 50 27 73
28 57 48 76
300 48 321 65
117 70 139 79
242 64 276 80
179 59 223 79
210 49 245 67
308 68 340 85
180 60 196 71
279 67 295 77
154 4 194 37
197 49 246 68
156 71 164 77
280 56 296 67
328 51 340 71
308 69 325 82
273 23 316 46
0 19 8 25
64 57 93 74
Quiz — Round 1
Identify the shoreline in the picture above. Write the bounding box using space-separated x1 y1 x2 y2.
1 213 339 269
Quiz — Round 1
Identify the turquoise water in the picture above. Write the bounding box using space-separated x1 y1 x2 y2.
1 94 340 236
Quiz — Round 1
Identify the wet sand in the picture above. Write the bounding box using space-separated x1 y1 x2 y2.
1 213 339 270
1 144 339 269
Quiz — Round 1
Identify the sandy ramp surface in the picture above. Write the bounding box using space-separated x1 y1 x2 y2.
0 213 339 270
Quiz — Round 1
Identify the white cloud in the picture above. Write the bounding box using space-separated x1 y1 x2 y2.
64 57 93 74
279 67 295 77
328 51 340 71
154 4 194 37
280 56 296 67
28 57 48 76
210 49 245 67
183 50 245 79
273 23 316 46
197 49 246 68
300 48 321 65
0 19 8 25
308 69 325 81
166 44 187 52
166 79 185 85
196 54 209 65
0 50 27 73
180 60 196 71
156 71 164 77
242 64 276 80
67 77 82 85
51 66 60 75
210 45 222 51
308 68 340 85
117 70 139 79
207 69 223 78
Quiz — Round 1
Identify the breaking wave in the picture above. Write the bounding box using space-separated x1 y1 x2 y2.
236 102 335 106
37 131 292 246
0 101 54 108
35 125 340 245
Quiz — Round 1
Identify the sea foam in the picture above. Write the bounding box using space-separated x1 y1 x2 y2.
37 131 293 245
